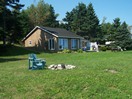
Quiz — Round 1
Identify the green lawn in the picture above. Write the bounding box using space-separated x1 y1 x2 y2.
0 45 132 99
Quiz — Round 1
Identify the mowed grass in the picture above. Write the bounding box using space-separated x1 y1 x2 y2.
0 46 132 99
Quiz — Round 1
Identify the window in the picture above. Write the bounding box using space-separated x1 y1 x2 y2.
29 40 32 46
71 39 78 49
49 39 55 50
59 38 68 50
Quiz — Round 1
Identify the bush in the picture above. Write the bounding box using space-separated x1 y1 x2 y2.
77 49 83 53
100 46 107 51
105 45 112 50
62 49 71 53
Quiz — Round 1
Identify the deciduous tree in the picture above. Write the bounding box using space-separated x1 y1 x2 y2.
26 0 58 27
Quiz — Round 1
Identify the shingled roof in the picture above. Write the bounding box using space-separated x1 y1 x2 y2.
22 26 83 41
41 26 82 38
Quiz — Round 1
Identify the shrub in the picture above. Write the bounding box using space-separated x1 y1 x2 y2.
77 49 83 53
62 49 71 53
105 45 112 50
100 46 107 51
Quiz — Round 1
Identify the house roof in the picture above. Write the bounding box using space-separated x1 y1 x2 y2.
41 26 83 38
22 26 83 41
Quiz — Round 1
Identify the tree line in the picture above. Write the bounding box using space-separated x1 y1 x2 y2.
0 0 58 45
0 0 132 49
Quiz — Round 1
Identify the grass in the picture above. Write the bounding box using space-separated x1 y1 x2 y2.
0 45 132 99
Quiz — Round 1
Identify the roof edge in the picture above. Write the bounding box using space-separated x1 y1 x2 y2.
58 36 83 39
22 26 58 42
39 27 58 37
22 26 39 42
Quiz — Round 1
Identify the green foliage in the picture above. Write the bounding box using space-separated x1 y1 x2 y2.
0 0 24 45
0 0 59 46
82 3 100 41
0 45 132 98
77 49 83 53
19 10 31 37
101 17 112 41
111 18 132 49
62 49 71 53
100 46 107 51
25 0 58 28
64 3 100 41
100 17 132 50
44 5 59 27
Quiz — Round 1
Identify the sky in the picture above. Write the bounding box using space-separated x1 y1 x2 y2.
19 0 132 26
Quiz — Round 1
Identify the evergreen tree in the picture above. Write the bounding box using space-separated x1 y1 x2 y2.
63 8 77 31
64 3 100 41
101 17 112 42
8 9 23 44
0 0 24 45
111 18 132 49
19 10 31 37
64 3 86 32
82 3 100 41
75 3 87 32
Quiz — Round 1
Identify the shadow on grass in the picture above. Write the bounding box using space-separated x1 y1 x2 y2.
0 58 27 63
0 44 54 57
0 44 39 56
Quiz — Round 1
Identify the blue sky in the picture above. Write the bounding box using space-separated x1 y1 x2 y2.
20 0 132 25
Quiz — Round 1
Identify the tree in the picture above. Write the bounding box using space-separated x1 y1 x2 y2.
8 9 24 44
63 9 76 31
0 0 24 45
26 0 58 28
64 3 87 32
101 17 113 42
110 18 121 42
44 5 59 27
26 4 37 28
64 3 100 41
19 10 31 37
111 18 132 49
82 3 100 41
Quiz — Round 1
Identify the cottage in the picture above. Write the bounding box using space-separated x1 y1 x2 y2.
22 26 84 52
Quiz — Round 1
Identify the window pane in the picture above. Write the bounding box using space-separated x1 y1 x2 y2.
59 38 68 50
52 39 54 49
49 39 54 50
59 39 63 49
49 39 52 49
72 39 77 49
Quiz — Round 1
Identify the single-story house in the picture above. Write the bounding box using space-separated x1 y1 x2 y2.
22 26 84 52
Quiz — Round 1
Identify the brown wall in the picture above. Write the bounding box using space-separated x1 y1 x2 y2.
24 29 56 51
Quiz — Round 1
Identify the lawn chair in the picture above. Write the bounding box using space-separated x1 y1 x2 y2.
28 54 46 70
